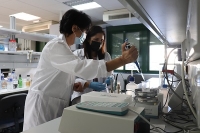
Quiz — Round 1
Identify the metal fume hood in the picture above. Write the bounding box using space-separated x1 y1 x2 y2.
119 0 200 62
118 0 188 45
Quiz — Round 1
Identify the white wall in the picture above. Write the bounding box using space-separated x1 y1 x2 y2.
15 68 37 79
50 24 60 36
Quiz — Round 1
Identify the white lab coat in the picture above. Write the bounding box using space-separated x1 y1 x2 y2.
71 49 112 102
23 34 111 131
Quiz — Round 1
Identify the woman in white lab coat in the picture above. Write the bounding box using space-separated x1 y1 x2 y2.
71 26 112 104
23 9 138 131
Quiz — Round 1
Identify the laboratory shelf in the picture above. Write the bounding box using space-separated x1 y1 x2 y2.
0 28 21 36
0 51 40 68
0 87 29 95
0 51 41 55
0 28 57 42
16 32 56 42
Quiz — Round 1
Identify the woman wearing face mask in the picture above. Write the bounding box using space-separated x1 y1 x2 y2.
23 9 138 131
71 26 112 104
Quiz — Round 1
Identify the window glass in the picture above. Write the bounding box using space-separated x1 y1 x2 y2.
111 33 123 70
125 32 140 70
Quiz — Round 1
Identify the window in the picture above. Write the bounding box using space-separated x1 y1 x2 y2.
149 33 180 71
149 45 165 71
125 32 140 71
110 33 123 70
107 24 181 73
107 24 149 73
110 32 140 71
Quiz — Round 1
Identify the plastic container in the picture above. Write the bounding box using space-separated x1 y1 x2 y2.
0 44 5 51
0 73 2 89
1 73 7 89
12 70 18 89
7 73 13 90
159 86 169 107
116 83 121 94
8 39 17 51
126 76 138 97
26 75 31 87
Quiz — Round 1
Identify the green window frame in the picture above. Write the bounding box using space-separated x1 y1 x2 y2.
36 41 46 52
106 24 158 74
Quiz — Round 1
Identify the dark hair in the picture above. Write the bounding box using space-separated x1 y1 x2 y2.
60 9 92 36
83 26 106 60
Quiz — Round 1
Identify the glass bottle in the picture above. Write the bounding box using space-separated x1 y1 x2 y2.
1 73 7 89
26 75 31 87
18 74 23 88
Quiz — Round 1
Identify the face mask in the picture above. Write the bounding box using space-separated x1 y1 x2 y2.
74 31 86 44
90 41 102 52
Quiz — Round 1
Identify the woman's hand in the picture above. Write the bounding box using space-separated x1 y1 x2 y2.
120 43 138 64
105 42 138 72
73 82 84 92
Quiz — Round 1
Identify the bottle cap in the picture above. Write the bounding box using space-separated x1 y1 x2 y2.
162 84 168 88
129 76 135 82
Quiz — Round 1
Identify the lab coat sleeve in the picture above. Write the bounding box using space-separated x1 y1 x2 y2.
105 52 113 75
73 49 79 56
48 41 110 80
75 78 87 88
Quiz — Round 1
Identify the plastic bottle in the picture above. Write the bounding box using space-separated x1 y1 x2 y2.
7 73 13 90
18 74 23 88
26 75 31 88
0 43 5 51
126 71 138 97
0 73 1 89
116 83 121 94
12 70 18 89
159 85 169 107
106 75 114 93
1 73 7 89
8 39 17 51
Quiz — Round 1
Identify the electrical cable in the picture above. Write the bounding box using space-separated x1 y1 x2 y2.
164 119 185 130
163 115 192 124
128 108 162 133
181 44 197 119
163 49 184 103
163 115 199 132
163 48 190 109
163 101 194 124
161 88 170 110
150 127 183 133
161 49 181 111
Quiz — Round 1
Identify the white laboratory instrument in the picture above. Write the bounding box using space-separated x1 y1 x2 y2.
59 105 144 133
76 101 129 116
80 91 132 103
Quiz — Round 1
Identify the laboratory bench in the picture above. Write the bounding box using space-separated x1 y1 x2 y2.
22 106 185 133
20 116 182 133
0 88 29 99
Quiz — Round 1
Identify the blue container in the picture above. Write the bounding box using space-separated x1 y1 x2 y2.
0 44 5 51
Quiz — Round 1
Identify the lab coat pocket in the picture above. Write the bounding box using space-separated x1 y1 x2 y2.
46 96 69 121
